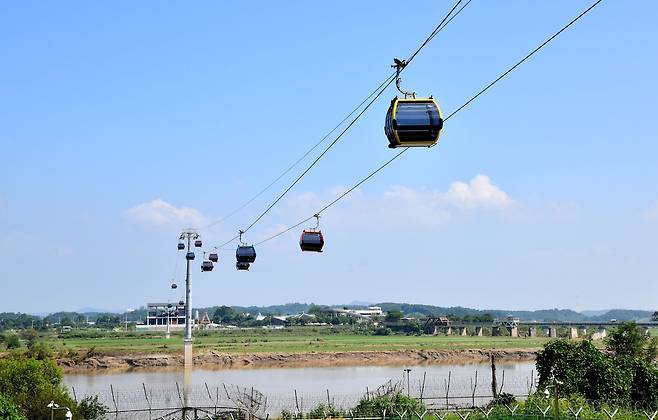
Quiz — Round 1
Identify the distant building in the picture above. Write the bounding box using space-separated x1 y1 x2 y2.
270 316 288 326
328 306 384 320
137 302 188 331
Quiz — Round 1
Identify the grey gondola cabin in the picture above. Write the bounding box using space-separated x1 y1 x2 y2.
300 230 324 252
186 251 195 261
236 245 256 264
201 261 214 272
209 252 219 263
194 239 202 247
384 97 443 148
177 242 185 250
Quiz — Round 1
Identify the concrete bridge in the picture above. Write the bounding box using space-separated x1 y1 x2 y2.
421 317 658 340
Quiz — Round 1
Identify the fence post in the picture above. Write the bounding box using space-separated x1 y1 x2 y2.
142 382 152 415
420 372 427 401
109 384 118 414
295 389 300 415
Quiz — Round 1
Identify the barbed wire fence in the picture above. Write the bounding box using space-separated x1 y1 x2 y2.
67 368 539 419
66 369 658 420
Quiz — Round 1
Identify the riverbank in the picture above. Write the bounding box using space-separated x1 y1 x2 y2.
57 348 537 372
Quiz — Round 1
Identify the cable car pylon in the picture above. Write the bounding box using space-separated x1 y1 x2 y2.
178 228 199 368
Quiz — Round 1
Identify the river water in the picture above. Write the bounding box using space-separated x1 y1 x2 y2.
64 361 536 416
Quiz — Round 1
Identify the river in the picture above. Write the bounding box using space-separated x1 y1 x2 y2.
64 361 536 417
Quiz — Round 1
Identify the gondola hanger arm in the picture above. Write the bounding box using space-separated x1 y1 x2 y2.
392 58 416 99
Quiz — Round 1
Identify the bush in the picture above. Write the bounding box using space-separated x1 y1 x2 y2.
4 334 20 349
25 341 53 360
19 330 38 348
373 327 392 336
352 392 425 417
606 321 658 363
77 395 109 420
0 394 27 420
307 403 343 418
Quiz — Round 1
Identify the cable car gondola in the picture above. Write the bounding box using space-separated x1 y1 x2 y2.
236 230 257 264
171 281 178 290
201 260 214 272
236 261 250 271
186 251 195 261
178 300 184 306
300 214 324 252
384 58 443 148
236 245 256 263
209 252 219 263
194 239 202 248
177 242 185 250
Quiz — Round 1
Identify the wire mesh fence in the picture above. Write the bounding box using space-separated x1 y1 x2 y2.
68 368 538 416
66 369 658 419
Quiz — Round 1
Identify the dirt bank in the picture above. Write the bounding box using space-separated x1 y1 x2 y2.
58 349 537 373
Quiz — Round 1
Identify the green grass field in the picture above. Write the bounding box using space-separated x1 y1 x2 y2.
43 327 554 356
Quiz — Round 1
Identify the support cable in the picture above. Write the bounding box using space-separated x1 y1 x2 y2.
220 0 469 244
254 0 603 247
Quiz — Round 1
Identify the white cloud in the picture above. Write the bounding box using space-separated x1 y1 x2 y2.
125 199 208 228
644 200 658 222
445 174 514 209
268 174 513 235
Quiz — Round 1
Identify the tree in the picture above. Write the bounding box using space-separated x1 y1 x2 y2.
536 338 658 407
213 306 236 324
19 330 38 348
385 310 403 322
77 395 108 420
606 321 657 363
0 394 27 420
0 357 78 420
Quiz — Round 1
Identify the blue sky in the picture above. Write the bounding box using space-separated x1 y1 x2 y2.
1 1 657 313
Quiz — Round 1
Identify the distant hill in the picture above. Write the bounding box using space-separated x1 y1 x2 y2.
9 303 655 324
587 309 653 322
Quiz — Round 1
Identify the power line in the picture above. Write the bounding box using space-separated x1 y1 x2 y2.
199 72 397 230
231 0 470 239
254 0 603 247
444 0 603 121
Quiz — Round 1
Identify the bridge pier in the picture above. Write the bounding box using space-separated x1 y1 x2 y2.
529 326 537 338
460 327 468 336
507 326 518 338
445 327 452 335
646 328 651 336
492 326 501 337
569 327 578 339
580 327 587 336
549 327 557 338
591 328 607 340
475 326 483 336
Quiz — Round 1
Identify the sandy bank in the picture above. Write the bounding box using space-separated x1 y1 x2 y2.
58 349 537 373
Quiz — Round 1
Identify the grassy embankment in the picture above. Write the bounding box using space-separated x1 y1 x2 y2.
44 327 554 356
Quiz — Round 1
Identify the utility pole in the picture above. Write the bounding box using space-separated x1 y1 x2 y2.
179 229 199 369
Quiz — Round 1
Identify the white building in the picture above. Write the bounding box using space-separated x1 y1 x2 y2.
136 302 188 331
329 306 384 319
